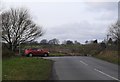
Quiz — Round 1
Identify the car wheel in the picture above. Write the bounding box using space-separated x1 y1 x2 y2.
29 53 33 57
44 53 48 57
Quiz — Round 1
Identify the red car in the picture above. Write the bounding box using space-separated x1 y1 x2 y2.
24 48 49 57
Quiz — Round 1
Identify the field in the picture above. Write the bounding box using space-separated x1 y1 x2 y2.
20 43 119 65
2 57 53 80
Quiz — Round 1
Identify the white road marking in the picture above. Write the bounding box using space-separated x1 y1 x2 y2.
80 61 88 66
94 68 120 81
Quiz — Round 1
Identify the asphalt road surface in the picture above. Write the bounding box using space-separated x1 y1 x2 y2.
44 56 119 80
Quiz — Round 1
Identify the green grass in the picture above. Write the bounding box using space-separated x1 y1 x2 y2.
94 50 119 65
0 60 2 81
49 53 65 56
2 57 53 80
95 55 119 65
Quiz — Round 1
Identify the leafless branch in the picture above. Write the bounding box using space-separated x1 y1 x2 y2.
1 8 43 51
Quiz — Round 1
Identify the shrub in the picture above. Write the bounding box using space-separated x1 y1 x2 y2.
2 48 15 58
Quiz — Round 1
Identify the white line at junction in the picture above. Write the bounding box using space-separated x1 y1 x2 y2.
80 61 88 66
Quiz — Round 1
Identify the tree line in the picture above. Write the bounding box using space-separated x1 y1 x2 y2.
30 39 81 45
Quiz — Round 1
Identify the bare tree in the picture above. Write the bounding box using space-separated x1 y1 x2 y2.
66 40 73 45
108 21 120 42
40 39 48 45
74 40 80 45
48 38 59 45
1 8 43 51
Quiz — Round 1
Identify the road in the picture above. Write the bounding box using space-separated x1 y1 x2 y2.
44 56 119 80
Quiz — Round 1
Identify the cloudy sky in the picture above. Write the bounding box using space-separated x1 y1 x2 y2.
1 0 118 43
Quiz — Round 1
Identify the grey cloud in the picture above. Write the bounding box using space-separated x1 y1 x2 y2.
4 1 116 43
41 21 107 43
85 2 118 21
85 2 117 12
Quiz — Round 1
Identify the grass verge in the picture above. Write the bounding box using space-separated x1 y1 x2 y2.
94 50 119 65
49 53 65 56
2 57 53 80
0 60 2 81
